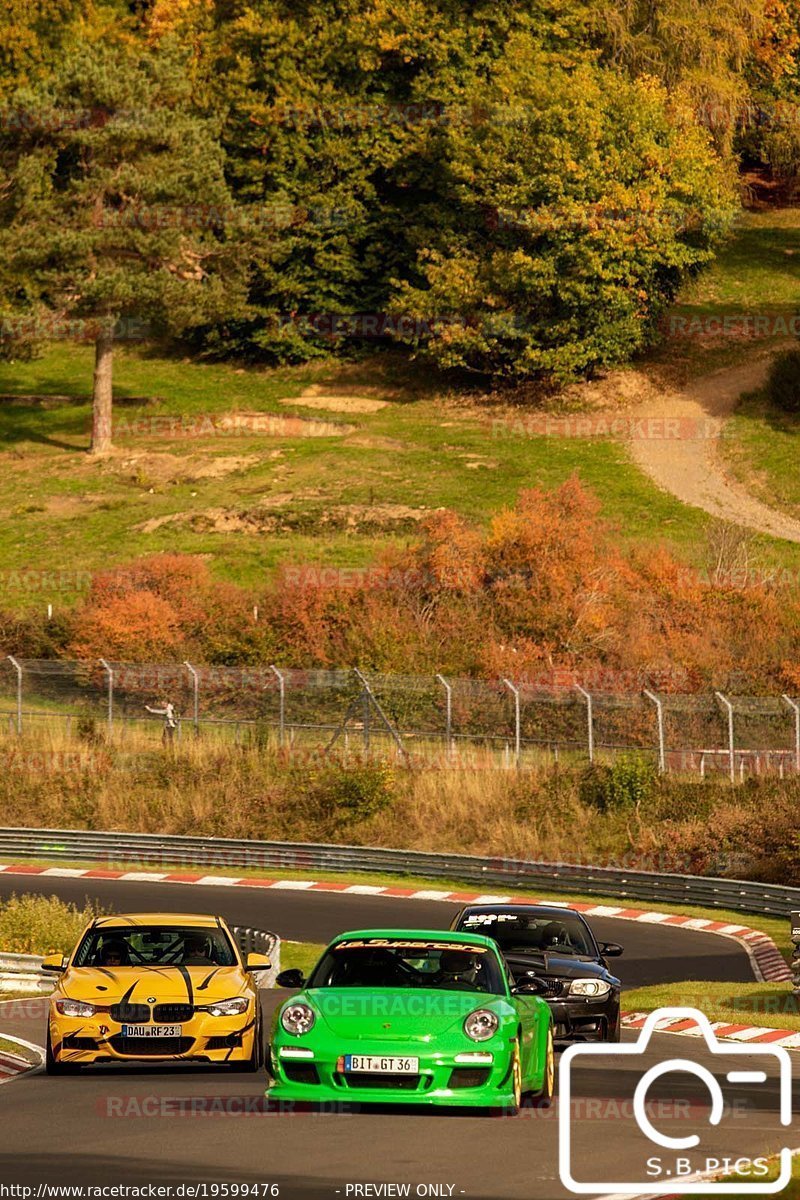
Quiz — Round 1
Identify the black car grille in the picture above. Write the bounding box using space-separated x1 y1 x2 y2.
449 1067 491 1089
153 1004 194 1023
206 1034 243 1051
540 978 568 998
110 1036 195 1056
339 1072 421 1090
62 1035 99 1050
110 1003 151 1024
513 974 567 998
284 1064 320 1085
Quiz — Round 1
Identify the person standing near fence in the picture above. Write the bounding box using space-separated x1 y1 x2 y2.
144 700 179 746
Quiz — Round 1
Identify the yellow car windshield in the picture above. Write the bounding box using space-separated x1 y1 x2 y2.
73 926 237 968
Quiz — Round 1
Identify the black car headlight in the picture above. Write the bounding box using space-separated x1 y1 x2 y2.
568 979 612 998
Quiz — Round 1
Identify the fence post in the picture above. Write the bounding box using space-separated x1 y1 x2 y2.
642 689 666 774
184 661 199 736
6 656 22 734
353 668 371 752
782 695 800 774
714 691 735 784
436 673 453 760
502 679 521 768
574 684 594 763
270 666 286 747
98 658 113 737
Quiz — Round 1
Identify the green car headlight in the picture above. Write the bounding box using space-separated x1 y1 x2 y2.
204 997 249 1017
568 979 611 998
463 1009 499 1042
281 1002 316 1036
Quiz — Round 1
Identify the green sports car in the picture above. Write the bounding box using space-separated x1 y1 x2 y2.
267 928 555 1109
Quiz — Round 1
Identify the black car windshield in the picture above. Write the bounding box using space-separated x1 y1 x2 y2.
457 912 596 957
307 940 505 994
73 926 238 967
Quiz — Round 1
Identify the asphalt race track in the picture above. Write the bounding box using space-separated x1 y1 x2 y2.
0 874 792 1199
0 873 759 986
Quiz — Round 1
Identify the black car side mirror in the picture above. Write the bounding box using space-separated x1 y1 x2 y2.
275 968 306 988
600 942 623 957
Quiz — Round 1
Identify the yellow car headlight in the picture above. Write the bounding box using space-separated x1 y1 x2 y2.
202 998 249 1017
55 999 97 1018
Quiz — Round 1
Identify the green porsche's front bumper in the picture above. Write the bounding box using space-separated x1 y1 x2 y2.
267 1039 519 1107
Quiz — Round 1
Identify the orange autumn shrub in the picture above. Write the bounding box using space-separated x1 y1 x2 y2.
54 479 800 693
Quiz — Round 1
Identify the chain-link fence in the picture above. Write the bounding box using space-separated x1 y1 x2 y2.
0 656 798 778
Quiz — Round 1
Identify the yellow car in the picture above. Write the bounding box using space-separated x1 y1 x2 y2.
43 912 271 1074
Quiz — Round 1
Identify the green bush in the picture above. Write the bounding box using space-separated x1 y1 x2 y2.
76 715 104 745
766 350 800 414
579 754 657 812
293 757 397 836
0 893 102 955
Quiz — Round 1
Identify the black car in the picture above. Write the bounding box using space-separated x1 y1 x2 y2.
450 903 622 1043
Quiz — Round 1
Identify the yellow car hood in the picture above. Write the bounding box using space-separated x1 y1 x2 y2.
60 965 250 1004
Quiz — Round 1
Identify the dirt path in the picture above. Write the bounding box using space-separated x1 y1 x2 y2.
627 351 800 543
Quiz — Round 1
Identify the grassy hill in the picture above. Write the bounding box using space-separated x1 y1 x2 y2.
2 207 800 613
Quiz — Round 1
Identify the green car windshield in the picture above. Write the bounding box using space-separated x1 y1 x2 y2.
308 939 505 994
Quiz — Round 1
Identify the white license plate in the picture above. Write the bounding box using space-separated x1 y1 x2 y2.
120 1024 182 1038
344 1055 419 1074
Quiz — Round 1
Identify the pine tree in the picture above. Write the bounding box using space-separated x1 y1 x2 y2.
0 39 247 452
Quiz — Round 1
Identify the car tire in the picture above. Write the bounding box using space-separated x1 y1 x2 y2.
511 1042 523 1109
605 1011 621 1043
45 1028 78 1075
529 1026 555 1103
230 1021 262 1073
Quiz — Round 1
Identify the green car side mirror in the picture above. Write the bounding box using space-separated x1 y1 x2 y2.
275 968 305 988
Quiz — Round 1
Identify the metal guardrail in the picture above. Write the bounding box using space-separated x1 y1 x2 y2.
0 827 795 918
0 951 56 994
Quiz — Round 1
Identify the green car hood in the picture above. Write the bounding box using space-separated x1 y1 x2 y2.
305 988 510 1040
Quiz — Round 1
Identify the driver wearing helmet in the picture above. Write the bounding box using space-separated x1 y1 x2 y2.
541 921 571 950
432 949 480 990
96 938 129 967
182 933 214 966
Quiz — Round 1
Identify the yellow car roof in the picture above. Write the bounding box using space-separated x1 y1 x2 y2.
93 913 223 928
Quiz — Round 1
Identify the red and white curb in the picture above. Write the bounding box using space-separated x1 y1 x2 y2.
622 1010 800 1049
0 1018 43 1083
0 1047 39 1082
0 861 790 984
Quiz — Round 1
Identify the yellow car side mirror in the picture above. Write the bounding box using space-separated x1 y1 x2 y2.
245 952 272 971
41 953 66 973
